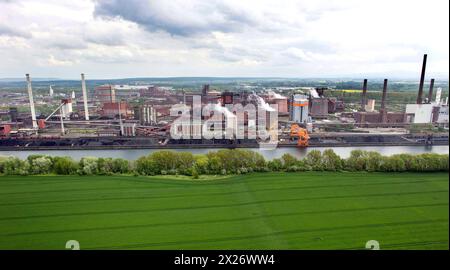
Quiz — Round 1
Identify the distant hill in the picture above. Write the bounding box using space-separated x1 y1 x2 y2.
0 78 60 82
0 77 448 93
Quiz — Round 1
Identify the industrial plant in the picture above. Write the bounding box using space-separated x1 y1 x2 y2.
0 54 448 150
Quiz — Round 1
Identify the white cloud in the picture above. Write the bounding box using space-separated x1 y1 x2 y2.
0 0 448 78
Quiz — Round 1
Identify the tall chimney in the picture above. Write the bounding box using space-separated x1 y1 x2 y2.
380 79 388 123
361 79 368 111
81 73 90 120
26 74 38 129
427 78 435 104
417 54 427 104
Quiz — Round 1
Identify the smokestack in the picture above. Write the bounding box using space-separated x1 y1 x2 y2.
427 79 435 104
380 79 388 110
202 84 210 96
26 74 38 129
380 79 388 123
417 54 427 104
81 73 90 120
361 79 368 111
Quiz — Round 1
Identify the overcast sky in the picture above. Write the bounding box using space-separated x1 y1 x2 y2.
0 0 448 79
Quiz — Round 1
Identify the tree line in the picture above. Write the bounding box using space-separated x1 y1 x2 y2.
0 149 448 177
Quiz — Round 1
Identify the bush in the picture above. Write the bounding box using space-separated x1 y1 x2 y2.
267 159 283 171
382 155 406 172
194 154 209 174
305 150 322 170
135 156 157 175
149 151 178 173
322 149 342 171
1 150 448 177
205 149 266 174
192 167 199 179
345 150 368 171
286 165 300 172
78 157 99 175
366 152 383 172
2 157 30 175
176 152 195 175
281 153 297 169
30 156 53 175
112 158 130 174
53 157 78 175
0 156 9 173
98 158 114 175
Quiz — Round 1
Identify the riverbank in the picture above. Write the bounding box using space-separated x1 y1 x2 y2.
1 149 448 177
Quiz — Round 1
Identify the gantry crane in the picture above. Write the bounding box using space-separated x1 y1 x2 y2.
290 123 309 147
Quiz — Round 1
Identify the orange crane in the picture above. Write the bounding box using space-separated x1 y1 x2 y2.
290 123 309 147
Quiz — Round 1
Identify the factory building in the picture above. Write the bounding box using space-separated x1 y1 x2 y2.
113 85 144 99
290 94 309 123
273 98 288 114
365 99 376 112
262 91 289 114
354 112 407 124
327 98 345 113
94 85 116 103
437 105 449 123
405 103 447 124
9 107 18 122
310 98 328 118
100 102 132 118
140 86 166 97
403 55 448 124
221 92 234 105
122 123 137 137
135 105 157 125
405 104 434 123
354 79 409 124
305 88 344 117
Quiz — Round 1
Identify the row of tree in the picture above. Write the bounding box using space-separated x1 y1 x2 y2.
0 149 448 177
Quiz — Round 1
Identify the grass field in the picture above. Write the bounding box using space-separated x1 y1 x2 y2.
0 172 448 250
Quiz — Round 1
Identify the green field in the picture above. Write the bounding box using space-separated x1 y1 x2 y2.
0 172 448 250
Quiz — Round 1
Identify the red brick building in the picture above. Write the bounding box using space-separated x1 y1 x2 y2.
100 102 132 118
